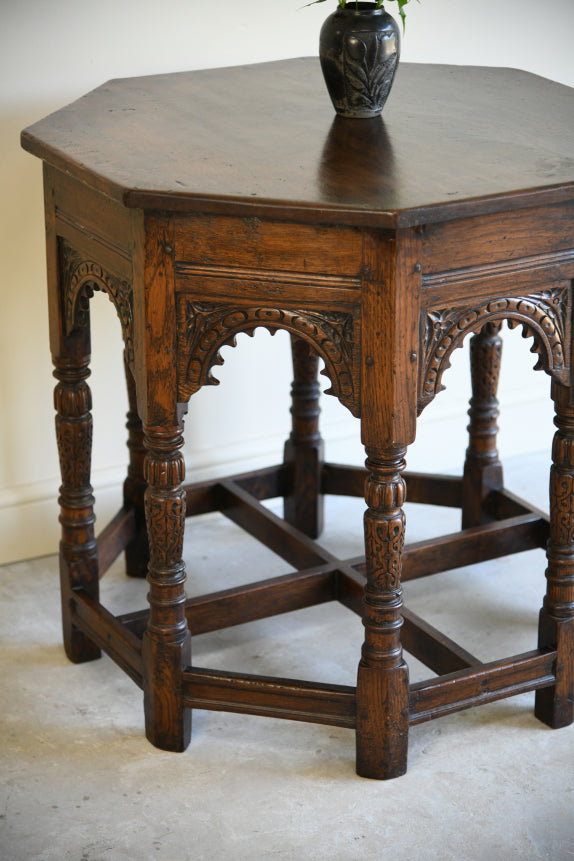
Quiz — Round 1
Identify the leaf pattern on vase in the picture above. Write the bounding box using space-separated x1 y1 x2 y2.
343 32 398 111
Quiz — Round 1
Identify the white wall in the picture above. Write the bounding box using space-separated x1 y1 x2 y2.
1 0 574 563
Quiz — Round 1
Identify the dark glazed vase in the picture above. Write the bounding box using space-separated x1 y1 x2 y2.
319 3 400 119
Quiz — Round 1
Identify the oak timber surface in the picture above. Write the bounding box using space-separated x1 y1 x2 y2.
21 58 574 226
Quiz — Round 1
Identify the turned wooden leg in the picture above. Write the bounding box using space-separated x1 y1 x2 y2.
283 336 325 539
462 323 504 528
356 447 410 780
142 424 191 751
53 347 100 664
123 352 150 578
535 383 574 728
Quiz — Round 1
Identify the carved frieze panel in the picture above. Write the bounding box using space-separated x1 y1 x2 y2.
419 287 572 414
176 298 361 417
60 241 134 362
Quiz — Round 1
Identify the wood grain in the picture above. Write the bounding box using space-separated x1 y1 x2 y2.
22 62 574 228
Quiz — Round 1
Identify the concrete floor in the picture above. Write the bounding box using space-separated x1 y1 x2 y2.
2 452 574 860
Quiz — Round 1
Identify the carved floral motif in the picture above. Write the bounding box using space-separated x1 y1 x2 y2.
550 471 574 548
61 242 134 362
56 411 93 494
177 299 359 417
145 490 186 570
361 449 407 671
343 33 398 112
545 399 574 624
52 357 95 506
143 426 189 639
550 426 574 550
364 510 405 591
420 288 571 414
363 454 406 594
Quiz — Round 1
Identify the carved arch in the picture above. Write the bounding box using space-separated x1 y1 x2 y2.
419 287 571 414
176 298 360 417
60 241 134 362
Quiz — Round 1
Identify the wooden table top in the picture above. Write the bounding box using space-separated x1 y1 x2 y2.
22 58 574 228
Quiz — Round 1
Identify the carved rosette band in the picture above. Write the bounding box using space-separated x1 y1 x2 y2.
176 298 359 418
361 449 407 671
420 288 571 414
143 427 189 643
61 241 134 363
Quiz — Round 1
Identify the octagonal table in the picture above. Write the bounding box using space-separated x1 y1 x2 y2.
21 58 574 779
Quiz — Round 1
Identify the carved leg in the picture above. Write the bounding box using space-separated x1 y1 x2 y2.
54 346 100 664
123 353 150 578
535 383 574 728
461 323 504 528
283 337 325 538
142 424 191 751
356 447 410 780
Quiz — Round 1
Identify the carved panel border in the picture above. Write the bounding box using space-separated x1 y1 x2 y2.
419 286 572 414
176 298 361 418
60 241 134 362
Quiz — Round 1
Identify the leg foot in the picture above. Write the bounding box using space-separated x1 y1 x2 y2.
356 662 409 780
143 632 191 751
535 616 574 728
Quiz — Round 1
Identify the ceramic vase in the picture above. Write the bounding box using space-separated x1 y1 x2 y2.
319 2 400 119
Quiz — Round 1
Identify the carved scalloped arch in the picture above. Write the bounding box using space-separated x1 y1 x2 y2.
419 288 571 415
176 299 360 418
61 242 134 362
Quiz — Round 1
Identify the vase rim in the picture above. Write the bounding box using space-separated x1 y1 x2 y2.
339 1 389 11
